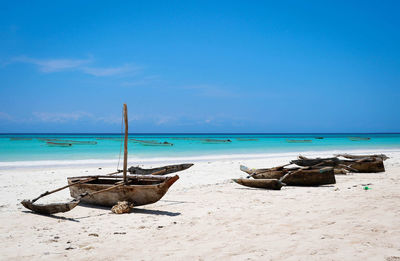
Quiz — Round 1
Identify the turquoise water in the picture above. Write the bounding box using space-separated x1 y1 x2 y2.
1 134 400 162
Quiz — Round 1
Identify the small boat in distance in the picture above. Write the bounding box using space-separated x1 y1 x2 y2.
50 139 97 145
10 137 32 141
142 141 173 146
286 139 312 143
131 139 174 146
348 137 371 141
46 141 73 147
201 139 232 144
315 137 324 139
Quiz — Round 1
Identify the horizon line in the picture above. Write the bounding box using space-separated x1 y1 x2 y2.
1 132 399 135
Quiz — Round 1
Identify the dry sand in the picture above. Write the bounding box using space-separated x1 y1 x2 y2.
1 150 400 260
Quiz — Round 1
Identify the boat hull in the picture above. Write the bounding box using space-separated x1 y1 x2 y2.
280 167 336 186
128 163 193 175
291 156 385 173
233 178 284 190
68 175 179 207
241 165 336 186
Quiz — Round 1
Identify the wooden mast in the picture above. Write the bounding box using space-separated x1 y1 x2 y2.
123 104 128 184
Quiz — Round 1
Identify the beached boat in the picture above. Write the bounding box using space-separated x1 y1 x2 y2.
240 164 291 175
286 139 312 143
335 153 389 161
291 155 385 173
68 175 179 207
128 163 194 175
21 104 179 215
240 165 336 186
348 137 371 141
66 105 178 206
46 141 72 147
232 178 284 190
278 167 335 186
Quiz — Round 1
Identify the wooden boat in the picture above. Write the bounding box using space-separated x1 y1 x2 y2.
348 137 371 141
232 178 284 190
240 164 291 175
21 199 81 215
130 139 158 143
66 105 178 206
240 165 336 186
10 137 32 141
131 139 173 146
335 153 388 161
142 141 173 146
68 175 179 207
201 139 232 144
46 141 72 147
291 155 385 173
21 104 180 215
286 139 312 143
51 139 97 145
241 165 290 178
128 163 193 175
279 167 335 186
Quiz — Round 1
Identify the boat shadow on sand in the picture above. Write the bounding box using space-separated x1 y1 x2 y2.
79 202 181 216
234 184 335 191
22 210 82 222
22 204 181 221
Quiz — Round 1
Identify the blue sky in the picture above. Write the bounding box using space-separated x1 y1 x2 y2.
0 0 399 133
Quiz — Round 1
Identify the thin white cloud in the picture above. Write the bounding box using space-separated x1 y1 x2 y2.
81 64 139 77
0 112 13 121
10 56 140 77
155 116 175 125
13 56 92 72
32 111 93 123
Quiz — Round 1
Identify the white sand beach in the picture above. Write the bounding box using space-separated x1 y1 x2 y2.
1 150 400 260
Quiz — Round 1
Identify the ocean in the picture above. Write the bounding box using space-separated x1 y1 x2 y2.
1 134 400 165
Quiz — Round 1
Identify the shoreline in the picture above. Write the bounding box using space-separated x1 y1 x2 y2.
1 147 399 169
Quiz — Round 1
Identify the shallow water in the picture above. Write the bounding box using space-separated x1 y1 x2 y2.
1 133 399 162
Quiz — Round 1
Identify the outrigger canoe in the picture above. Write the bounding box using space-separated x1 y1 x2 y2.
21 104 180 215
